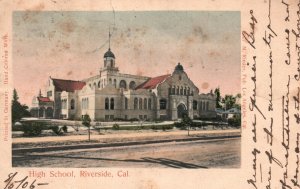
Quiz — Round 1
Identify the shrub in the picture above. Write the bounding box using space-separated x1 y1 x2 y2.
22 122 43 136
154 119 163 123
151 124 173 130
112 123 120 130
162 125 173 130
174 122 184 128
62 125 68 133
50 125 63 135
113 117 126 121
228 115 241 127
129 118 139 122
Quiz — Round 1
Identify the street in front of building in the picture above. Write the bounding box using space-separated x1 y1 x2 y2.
13 137 240 168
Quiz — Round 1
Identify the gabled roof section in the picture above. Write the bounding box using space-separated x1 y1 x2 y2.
52 78 86 92
37 97 52 102
136 74 171 89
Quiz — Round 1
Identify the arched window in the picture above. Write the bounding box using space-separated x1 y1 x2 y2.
172 86 175 94
105 98 109 110
144 98 147 109
134 98 138 109
199 101 203 111
71 99 75 110
176 86 179 95
110 98 114 110
125 97 128 109
94 82 96 88
119 80 127 89
129 81 136 90
98 81 101 88
148 98 152 110
113 79 117 88
206 101 209 111
109 78 112 85
160 99 167 109
193 100 198 110
184 87 187 95
139 98 143 109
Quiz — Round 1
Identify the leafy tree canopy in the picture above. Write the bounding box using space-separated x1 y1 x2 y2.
82 114 91 127
214 87 222 109
12 89 30 123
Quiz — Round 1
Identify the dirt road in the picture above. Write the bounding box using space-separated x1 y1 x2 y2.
13 137 240 168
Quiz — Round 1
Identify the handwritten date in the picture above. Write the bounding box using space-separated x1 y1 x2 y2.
4 172 48 189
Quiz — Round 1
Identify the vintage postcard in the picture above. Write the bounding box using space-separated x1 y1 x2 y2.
0 0 299 188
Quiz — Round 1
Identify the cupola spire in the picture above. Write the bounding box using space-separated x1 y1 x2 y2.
108 27 111 50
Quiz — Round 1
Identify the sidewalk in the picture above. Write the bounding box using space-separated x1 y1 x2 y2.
12 129 241 144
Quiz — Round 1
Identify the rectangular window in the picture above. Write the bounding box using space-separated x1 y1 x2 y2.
193 101 198 110
105 98 109 110
125 98 128 109
109 115 114 120
47 91 52 97
159 99 167 109
139 115 143 120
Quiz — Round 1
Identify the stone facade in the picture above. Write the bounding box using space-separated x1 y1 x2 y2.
31 47 216 121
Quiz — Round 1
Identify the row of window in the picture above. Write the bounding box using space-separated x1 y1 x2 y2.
193 101 210 111
61 99 67 109
89 79 137 90
168 86 194 96
104 97 153 110
105 98 114 110
77 98 209 111
61 99 75 110
82 98 89 109
133 98 152 110
103 115 148 121
199 101 210 111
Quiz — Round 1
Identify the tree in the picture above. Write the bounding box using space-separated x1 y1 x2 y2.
222 95 236 110
12 89 30 123
214 87 222 108
234 93 241 109
181 115 193 136
82 114 92 141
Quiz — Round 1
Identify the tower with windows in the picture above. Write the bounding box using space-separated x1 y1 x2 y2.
101 29 119 73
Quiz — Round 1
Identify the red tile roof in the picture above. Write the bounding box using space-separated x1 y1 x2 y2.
136 74 171 89
37 97 52 102
52 78 86 92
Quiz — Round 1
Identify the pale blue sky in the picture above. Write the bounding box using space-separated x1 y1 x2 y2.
13 11 240 105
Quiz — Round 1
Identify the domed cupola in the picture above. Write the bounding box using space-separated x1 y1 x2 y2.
174 62 184 72
104 48 115 59
100 29 119 73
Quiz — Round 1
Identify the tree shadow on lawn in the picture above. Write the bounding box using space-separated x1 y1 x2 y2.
13 154 208 169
